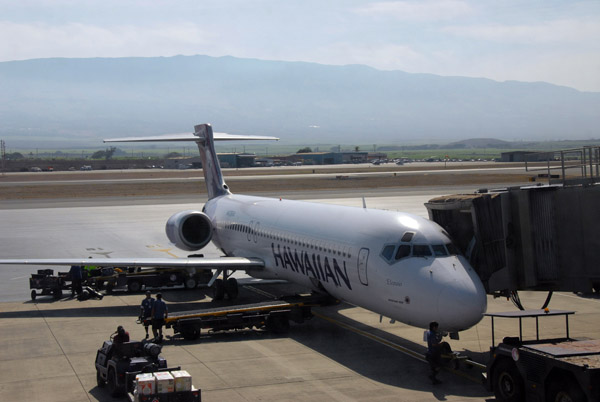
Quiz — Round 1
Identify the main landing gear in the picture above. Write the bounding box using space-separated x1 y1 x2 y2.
211 270 239 301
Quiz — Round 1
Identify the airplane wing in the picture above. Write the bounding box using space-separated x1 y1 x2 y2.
0 257 264 271
104 132 279 143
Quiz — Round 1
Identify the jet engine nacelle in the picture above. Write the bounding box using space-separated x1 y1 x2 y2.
166 210 213 251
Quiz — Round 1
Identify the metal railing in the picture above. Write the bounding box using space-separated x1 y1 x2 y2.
524 146 600 186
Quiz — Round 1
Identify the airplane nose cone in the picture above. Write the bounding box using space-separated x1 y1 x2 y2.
436 265 487 331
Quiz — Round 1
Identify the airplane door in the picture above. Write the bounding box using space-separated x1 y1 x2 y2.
358 248 369 286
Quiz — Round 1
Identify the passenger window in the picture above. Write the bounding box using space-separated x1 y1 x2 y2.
413 245 432 257
432 245 448 256
445 243 459 255
381 245 395 262
401 232 414 242
395 245 411 260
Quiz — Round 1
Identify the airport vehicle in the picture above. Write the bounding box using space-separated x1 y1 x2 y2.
95 337 201 401
100 266 213 294
95 335 166 396
0 123 487 334
29 269 67 300
485 310 600 402
162 294 327 340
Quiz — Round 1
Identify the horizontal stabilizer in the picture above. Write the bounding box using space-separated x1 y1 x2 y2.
105 132 279 143
0 257 265 271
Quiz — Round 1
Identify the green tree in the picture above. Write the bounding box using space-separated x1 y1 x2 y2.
165 152 182 158
7 152 24 160
297 147 312 153
91 150 107 159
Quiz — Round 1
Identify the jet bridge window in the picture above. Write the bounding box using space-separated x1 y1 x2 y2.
412 245 432 257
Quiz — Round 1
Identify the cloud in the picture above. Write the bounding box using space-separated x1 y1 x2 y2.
0 21 216 61
442 19 600 46
354 0 473 21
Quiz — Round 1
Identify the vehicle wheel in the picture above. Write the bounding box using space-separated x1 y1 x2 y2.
127 280 142 293
52 288 63 299
493 359 524 402
96 371 106 388
181 324 201 340
546 377 585 402
31 290 37 300
266 314 290 334
184 278 197 289
105 282 114 295
213 279 225 300
95 281 104 290
107 368 121 397
225 277 239 299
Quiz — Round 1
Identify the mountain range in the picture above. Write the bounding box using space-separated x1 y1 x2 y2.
0 55 599 148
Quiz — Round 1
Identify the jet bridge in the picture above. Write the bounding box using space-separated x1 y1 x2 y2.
425 167 600 296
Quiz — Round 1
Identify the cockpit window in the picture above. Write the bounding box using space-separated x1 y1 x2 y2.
401 232 414 242
395 244 411 260
381 245 395 262
413 245 432 257
445 243 459 255
432 244 448 256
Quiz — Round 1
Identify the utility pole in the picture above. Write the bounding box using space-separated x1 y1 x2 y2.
1 139 6 176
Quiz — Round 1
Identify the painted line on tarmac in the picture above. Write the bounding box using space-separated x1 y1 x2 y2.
313 311 483 384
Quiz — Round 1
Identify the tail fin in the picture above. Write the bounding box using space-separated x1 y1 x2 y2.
194 124 229 199
104 124 278 200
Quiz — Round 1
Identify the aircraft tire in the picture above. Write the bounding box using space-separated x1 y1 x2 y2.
225 278 239 299
213 279 225 300
31 290 37 300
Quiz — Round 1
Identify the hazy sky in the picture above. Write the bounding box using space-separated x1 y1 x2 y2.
1 0 599 92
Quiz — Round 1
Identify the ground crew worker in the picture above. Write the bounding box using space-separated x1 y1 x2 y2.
425 321 452 384
151 293 168 341
113 325 130 343
69 265 83 296
140 291 155 339
83 256 98 278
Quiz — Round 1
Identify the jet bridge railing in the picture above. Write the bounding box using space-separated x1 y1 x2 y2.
524 146 600 186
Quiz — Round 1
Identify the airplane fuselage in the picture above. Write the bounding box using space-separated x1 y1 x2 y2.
205 194 487 332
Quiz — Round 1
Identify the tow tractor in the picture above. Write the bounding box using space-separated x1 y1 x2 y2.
485 309 600 402
159 293 332 341
94 334 201 401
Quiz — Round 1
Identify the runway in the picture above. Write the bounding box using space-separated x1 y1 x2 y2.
1 182 599 401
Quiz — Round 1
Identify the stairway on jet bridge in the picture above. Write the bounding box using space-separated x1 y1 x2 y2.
425 146 600 298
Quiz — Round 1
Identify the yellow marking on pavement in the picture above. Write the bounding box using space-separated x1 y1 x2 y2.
313 311 484 383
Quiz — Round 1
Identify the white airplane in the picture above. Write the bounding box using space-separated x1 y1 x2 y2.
0 124 487 333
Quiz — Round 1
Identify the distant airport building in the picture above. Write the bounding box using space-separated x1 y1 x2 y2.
500 151 553 162
341 152 369 163
294 152 343 165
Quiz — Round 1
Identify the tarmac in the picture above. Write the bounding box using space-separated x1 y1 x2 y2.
1 281 599 402
1 174 599 401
